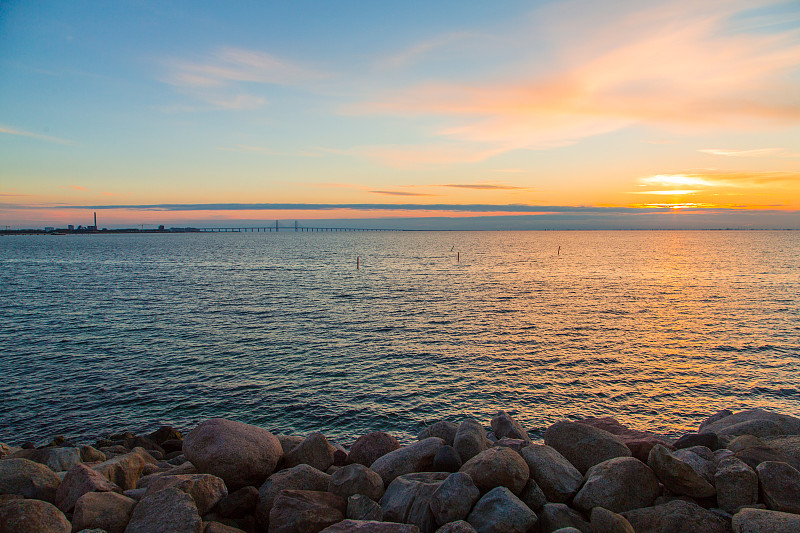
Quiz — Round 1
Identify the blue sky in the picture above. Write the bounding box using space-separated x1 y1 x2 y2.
1 0 799 228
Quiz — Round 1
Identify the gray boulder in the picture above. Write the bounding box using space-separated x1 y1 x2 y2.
418 421 459 447
56 463 122 513
255 463 330 527
732 508 800 533
216 485 259 518
622 499 729 533
92 452 146 491
144 473 227 515
72 491 136 533
322 520 421 532
490 412 532 444
124 486 202 533
348 494 383 521
459 447 529 495
519 444 583 503
467 486 538 533
453 419 490 463
0 498 71 533
328 463 385 501
647 444 716 498
371 438 445 486
518 479 546 512
762 435 800 469
756 461 800 513
268 489 345 533
0 457 62 502
701 409 800 439
349 432 402 467
673 447 716 483
715 456 758 513
183 418 282 490
429 472 481 526
537 503 590 533
380 472 448 533
283 432 336 472
573 456 660 513
435 522 477 533
589 507 634 533
544 421 631 474
433 445 462 473
11 447 82 472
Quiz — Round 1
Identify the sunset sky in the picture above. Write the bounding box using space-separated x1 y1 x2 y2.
1 0 799 229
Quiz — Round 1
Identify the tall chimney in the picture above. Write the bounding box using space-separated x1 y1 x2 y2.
94 212 97 228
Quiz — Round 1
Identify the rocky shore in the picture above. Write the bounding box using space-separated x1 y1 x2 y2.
2 408 800 533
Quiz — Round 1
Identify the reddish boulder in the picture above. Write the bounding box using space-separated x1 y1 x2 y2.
578 417 671 462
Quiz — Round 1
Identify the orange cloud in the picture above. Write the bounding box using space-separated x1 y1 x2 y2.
349 0 800 162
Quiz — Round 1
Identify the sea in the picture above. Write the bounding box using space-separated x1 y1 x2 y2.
1 230 799 446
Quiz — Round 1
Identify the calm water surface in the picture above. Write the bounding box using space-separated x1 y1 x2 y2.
1 231 799 445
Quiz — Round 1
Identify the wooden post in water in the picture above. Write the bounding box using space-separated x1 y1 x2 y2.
558 246 561 256
357 257 360 269
457 252 460 262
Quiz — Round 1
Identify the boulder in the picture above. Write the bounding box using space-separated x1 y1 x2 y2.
418 421 459 447
321 520 421 532
673 447 716 483
621 499 729 533
183 418 282 489
519 444 583 503
701 409 800 439
56 463 122 513
283 432 336 472
124 486 202 533
256 464 331 527
349 432 402 467
518 479 546 512
328 463 385 501
268 489 345 533
0 457 61 502
11 447 82 472
92 451 147 491
762 435 800 469
0 442 21 459
453 419 490 463
433 446 462 473
371 438 445 486
202 522 246 533
573 456 661 513
490 412 532 444
647 444 716 498
459 447 528 495
736 446 795 471
673 433 719 451
493 439 527 453
434 522 477 533
589 507 634 533
81 446 107 463
715 456 758 513
731 508 800 533
149 426 182 445
72 491 136 533
144 473 227 515
544 421 631 474
380 472 448 533
537 503 590 533
756 461 800 513
577 417 669 462
429 472 481 526
278 435 305 456
0 498 71 533
728 435 763 453
348 494 383 521
217 486 259 518
467 486 538 533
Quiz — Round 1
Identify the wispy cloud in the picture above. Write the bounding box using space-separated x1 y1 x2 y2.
368 190 436 197
161 47 328 110
698 148 795 157
376 32 481 70
0 125 74 145
216 145 322 157
60 185 89 191
637 170 800 192
349 0 800 163
438 183 527 190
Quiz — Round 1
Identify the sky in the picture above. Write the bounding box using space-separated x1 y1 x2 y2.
1 0 799 229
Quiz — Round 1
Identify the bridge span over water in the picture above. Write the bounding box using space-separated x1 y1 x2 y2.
198 221 398 232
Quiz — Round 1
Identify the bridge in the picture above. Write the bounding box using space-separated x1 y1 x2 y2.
197 221 397 233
